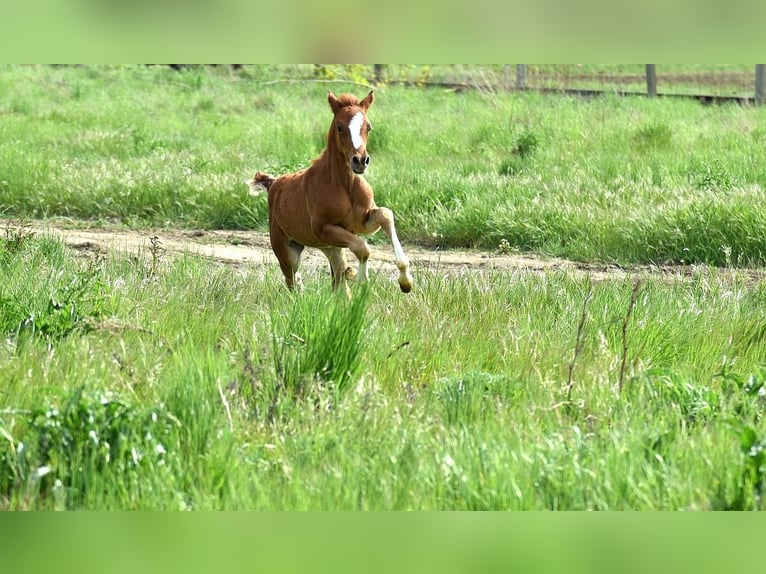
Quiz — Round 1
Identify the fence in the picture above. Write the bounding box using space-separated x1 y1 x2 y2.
506 64 765 105
366 65 766 105
152 64 766 105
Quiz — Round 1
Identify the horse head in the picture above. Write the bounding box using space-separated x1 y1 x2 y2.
327 90 374 175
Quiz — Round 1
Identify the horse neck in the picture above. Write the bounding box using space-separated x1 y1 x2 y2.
317 122 355 189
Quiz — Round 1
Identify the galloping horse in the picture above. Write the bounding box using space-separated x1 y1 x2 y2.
248 90 413 295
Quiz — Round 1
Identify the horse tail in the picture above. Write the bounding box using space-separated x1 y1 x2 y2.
246 171 277 196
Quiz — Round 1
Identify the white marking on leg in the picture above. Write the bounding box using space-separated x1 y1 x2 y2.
387 222 412 291
358 259 369 283
349 112 364 150
389 227 409 269
368 208 413 292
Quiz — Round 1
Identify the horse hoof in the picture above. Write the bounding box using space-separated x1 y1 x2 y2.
398 268 413 293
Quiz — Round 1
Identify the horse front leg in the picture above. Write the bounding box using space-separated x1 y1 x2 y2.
366 207 413 293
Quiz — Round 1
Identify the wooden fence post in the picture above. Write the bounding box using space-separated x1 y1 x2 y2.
373 64 384 84
756 64 765 106
646 64 657 97
516 64 527 90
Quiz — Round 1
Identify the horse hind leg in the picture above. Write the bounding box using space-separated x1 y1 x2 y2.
332 260 358 283
270 225 304 289
320 247 352 297
287 240 305 289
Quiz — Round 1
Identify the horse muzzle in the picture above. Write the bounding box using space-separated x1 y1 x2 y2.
351 153 371 174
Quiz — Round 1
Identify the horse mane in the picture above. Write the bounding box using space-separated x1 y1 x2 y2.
334 93 361 108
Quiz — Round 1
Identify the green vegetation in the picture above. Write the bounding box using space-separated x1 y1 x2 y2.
2 65 765 266
2 230 766 509
1 65 766 510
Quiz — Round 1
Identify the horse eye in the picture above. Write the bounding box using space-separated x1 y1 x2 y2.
366 123 372 132
336 124 344 133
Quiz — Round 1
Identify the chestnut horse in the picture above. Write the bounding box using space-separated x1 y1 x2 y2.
248 90 413 295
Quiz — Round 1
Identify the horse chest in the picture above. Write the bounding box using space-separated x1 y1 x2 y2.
324 181 374 223
327 197 373 234
348 183 376 227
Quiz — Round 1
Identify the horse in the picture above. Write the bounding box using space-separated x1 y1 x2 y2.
247 90 413 296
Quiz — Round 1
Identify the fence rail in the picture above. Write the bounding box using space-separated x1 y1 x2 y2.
367 65 766 105
509 64 764 105
145 65 766 105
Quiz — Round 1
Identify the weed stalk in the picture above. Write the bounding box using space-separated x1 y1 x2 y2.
566 276 593 404
618 279 642 394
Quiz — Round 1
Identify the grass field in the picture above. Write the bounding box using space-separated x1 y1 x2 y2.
2 65 765 266
2 65 766 510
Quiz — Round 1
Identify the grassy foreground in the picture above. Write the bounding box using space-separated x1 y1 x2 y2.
2 230 766 510
1 65 766 266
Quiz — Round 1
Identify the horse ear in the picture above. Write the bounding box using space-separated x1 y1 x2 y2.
328 91 341 113
360 90 374 110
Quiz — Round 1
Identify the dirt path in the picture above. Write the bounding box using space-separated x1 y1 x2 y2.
22 222 621 278
11 221 765 284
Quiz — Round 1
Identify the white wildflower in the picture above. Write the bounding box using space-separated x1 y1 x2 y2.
35 465 52 478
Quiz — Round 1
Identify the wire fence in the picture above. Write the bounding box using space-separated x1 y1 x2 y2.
53 65 763 104
234 64 766 105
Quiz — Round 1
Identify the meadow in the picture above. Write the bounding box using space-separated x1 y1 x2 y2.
1 65 766 510
2 65 766 266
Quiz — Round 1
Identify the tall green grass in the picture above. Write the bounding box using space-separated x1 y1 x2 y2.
270 284 370 397
2 231 766 509
2 65 766 509
1 65 766 266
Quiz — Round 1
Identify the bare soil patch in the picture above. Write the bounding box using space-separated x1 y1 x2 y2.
10 221 766 284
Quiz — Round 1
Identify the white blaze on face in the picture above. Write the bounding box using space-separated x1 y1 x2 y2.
348 112 365 150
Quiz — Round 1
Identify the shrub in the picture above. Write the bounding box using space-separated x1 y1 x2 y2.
21 264 108 340
633 122 673 152
688 157 735 191
0 388 178 508
635 368 719 424
0 235 110 340
499 130 539 176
